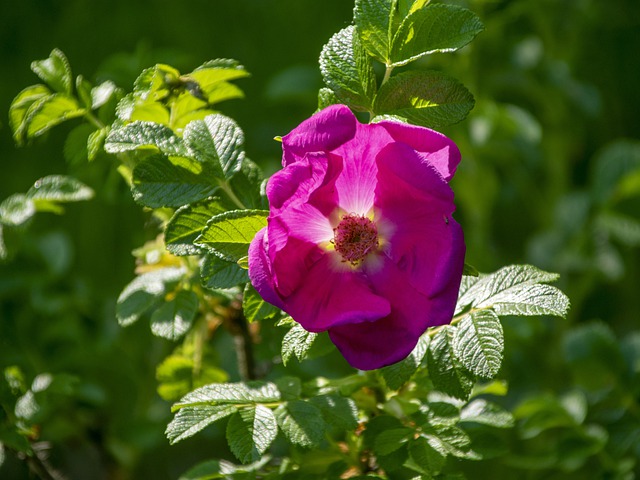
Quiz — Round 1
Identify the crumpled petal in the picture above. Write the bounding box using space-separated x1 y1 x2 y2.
328 254 435 370
378 119 462 182
282 105 356 166
373 141 465 300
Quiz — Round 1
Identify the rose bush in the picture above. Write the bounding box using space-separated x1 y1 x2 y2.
249 104 465 370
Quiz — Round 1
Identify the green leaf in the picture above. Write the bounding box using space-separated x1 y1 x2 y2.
150 290 199 340
64 124 93 165
317 87 340 110
227 405 277 464
453 310 503 379
131 154 219 208
390 4 484 67
309 395 359 430
0 195 35 226
24 94 86 139
196 210 268 262
26 175 94 203
87 127 108 161
201 254 249 290
455 265 570 318
591 140 640 204
133 64 180 101
459 399 514 428
167 404 237 444
381 334 429 390
320 26 377 112
375 428 413 455
9 84 51 145
243 284 279 323
373 70 475 128
281 323 318 366
275 400 325 448
165 197 232 256
116 267 185 326
354 0 397 63
427 326 475 400
173 381 281 409
91 80 118 110
229 158 266 209
30 49 73 95
104 121 187 156
183 114 245 179
409 436 446 476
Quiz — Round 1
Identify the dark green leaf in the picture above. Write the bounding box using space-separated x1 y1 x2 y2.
165 197 232 256
167 404 237 444
174 381 280 408
131 154 219 208
427 326 475 400
0 195 35 226
275 376 302 401
281 323 318 366
455 265 570 317
229 158 266 209
453 310 503 378
309 395 359 430
116 267 185 326
354 0 396 63
409 436 446 475
104 121 187 156
226 405 277 464
320 26 377 112
275 400 325 448
150 290 199 340
390 4 484 67
381 334 429 390
591 140 640 204
64 124 93 165
201 254 249 290
183 114 245 179
373 70 474 128
30 49 73 94
196 209 268 262
374 428 412 455
243 284 279 322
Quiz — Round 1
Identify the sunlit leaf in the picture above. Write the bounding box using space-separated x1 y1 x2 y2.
373 70 474 128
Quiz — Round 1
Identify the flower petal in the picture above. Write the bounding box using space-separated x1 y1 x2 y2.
374 142 465 299
378 120 462 182
248 227 285 310
328 255 437 370
332 122 394 215
282 105 356 165
283 253 391 332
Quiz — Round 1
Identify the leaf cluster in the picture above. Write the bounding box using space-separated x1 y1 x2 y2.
319 0 484 127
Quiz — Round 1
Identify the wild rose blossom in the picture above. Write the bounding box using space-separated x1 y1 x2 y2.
248 105 465 370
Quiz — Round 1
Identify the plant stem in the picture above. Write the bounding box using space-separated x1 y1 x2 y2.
381 64 394 86
218 181 248 210
230 308 257 380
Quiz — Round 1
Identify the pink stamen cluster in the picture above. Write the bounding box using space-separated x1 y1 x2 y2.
333 214 378 265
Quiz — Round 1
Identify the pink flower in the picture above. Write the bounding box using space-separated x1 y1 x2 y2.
248 105 465 370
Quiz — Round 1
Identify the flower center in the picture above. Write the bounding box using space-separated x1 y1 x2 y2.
333 214 379 265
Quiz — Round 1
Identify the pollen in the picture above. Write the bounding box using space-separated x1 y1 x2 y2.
333 214 379 265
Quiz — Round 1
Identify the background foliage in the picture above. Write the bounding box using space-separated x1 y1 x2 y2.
1 0 639 479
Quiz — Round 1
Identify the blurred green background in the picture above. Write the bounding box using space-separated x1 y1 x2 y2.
1 0 639 478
